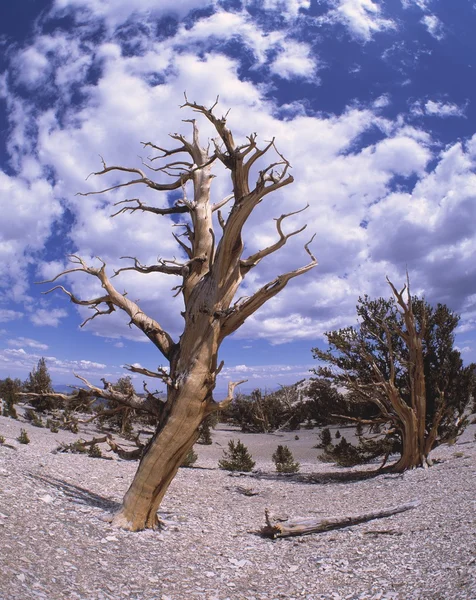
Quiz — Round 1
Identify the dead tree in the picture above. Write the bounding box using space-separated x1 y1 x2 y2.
42 97 317 531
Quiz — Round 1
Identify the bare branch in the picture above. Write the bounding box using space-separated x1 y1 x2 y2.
78 160 191 197
110 198 189 218
112 256 183 278
240 204 309 273
40 256 175 359
221 236 317 339
212 194 234 212
72 374 162 415
123 364 177 389
205 379 247 415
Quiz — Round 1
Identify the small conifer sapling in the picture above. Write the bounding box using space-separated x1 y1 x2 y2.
218 439 255 472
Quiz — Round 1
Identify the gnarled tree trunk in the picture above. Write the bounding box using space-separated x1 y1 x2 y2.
43 97 317 530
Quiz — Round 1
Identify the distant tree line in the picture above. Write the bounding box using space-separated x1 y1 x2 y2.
2 285 475 475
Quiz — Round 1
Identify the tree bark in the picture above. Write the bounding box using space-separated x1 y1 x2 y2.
42 98 318 531
260 500 420 538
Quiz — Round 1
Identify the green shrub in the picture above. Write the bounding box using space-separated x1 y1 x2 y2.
197 416 213 445
314 427 332 449
25 409 44 428
46 419 60 433
320 435 398 467
88 444 102 458
219 439 255 472
182 448 198 467
272 445 300 473
17 429 30 444
0 435 5 444
355 422 364 438
335 430 341 439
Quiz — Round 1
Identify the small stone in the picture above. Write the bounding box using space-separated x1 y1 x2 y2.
39 495 54 504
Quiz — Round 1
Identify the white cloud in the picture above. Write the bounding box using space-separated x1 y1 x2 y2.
51 0 208 29
1 0 475 354
424 100 466 118
0 347 110 382
421 14 444 40
320 0 396 41
258 0 311 19
30 308 68 327
0 170 61 301
7 337 49 350
270 40 317 80
410 99 467 119
0 309 24 323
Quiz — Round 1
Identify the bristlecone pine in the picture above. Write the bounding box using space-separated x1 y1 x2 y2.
40 97 317 530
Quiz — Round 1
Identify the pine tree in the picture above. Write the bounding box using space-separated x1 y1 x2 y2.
24 358 55 412
272 445 300 473
218 440 255 472
1 377 21 418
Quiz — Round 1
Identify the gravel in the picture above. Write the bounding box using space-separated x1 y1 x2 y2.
0 414 475 600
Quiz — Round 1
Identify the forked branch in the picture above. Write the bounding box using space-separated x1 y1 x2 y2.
205 379 247 415
40 255 175 359
221 236 317 338
240 205 309 273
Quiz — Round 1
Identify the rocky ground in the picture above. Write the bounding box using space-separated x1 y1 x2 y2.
0 412 475 600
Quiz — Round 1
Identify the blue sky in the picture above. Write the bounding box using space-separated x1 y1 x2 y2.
0 0 475 396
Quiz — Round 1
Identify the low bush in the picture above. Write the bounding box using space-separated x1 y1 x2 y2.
272 445 300 473
182 448 198 467
88 444 102 458
24 409 44 428
17 429 30 444
219 439 255 472
314 427 332 449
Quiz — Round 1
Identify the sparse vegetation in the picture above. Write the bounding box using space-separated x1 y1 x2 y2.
182 448 198 467
272 445 300 473
224 385 306 433
315 427 332 449
88 444 102 458
17 429 30 444
219 440 255 472
0 435 5 444
0 377 21 419
197 415 214 445
23 358 56 412
25 408 45 428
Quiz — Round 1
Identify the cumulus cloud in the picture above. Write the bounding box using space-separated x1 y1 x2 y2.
0 347 111 381
7 337 49 350
424 100 466 118
319 0 396 41
30 308 68 327
1 0 475 358
421 14 444 40
410 99 467 119
0 309 24 323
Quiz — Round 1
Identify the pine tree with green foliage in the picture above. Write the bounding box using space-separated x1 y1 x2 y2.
315 427 332 449
1 377 21 418
218 439 255 472
182 448 198 467
272 445 300 473
24 358 55 412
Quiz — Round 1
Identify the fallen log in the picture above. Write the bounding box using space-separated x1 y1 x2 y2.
259 500 420 539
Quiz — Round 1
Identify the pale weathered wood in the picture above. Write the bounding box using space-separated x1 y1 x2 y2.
259 500 420 539
42 97 318 531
